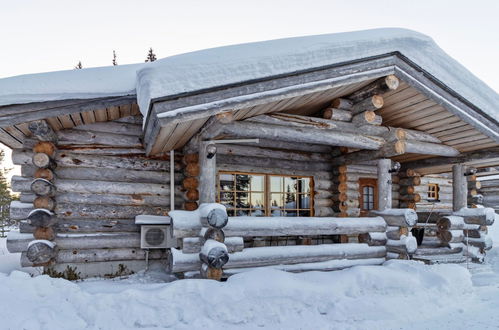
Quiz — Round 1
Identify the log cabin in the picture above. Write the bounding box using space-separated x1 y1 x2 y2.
2 28 499 279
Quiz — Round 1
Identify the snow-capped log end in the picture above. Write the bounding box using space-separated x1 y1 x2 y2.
27 208 55 228
206 208 228 229
199 239 229 269
26 239 57 264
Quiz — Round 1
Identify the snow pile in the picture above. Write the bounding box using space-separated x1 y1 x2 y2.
0 260 474 329
0 63 143 106
1 28 498 128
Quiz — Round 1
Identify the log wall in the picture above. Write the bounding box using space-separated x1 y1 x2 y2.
415 174 453 212
8 115 182 278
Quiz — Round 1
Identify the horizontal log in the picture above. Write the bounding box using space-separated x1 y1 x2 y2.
72 121 142 136
452 207 496 225
182 236 244 254
215 144 332 162
370 209 418 227
358 232 387 246
436 216 465 231
386 236 417 254
351 111 382 126
351 95 384 115
10 201 34 220
56 147 146 156
13 149 180 171
171 214 386 239
464 236 492 250
223 258 385 274
414 246 463 256
323 108 352 121
330 98 353 110
7 232 144 253
56 129 142 148
217 162 333 179
212 120 385 150
217 154 332 172
199 240 229 269
436 230 464 243
55 192 183 207
348 75 400 103
169 243 386 272
56 203 169 219
21 219 140 234
402 140 459 157
56 248 167 264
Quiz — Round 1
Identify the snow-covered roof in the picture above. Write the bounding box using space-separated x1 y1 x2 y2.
0 28 498 124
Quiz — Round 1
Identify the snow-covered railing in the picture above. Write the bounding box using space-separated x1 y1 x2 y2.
168 203 403 277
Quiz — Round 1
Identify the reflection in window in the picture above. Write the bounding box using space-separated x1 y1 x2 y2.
218 172 313 217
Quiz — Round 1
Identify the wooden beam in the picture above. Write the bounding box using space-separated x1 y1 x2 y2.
377 159 392 211
204 120 385 150
452 164 467 211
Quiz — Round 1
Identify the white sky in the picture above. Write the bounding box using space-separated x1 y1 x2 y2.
0 0 498 175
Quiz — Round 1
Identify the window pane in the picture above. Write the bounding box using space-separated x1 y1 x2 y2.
235 209 250 216
300 178 311 194
270 176 283 192
220 192 234 206
299 210 311 217
250 192 265 208
236 192 249 208
298 194 310 209
284 177 297 194
270 193 284 208
220 174 234 191
251 175 264 191
236 174 250 191
250 209 265 217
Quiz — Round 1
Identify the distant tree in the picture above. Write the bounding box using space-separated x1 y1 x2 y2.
74 61 83 69
0 150 16 236
145 48 157 62
112 50 118 66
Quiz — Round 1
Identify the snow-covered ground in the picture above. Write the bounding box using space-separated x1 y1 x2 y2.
1 232 499 329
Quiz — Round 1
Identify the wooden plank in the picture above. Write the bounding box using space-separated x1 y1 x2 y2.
45 117 63 130
107 106 121 120
58 114 75 129
94 108 108 122
119 104 132 118
81 110 96 124
70 113 83 126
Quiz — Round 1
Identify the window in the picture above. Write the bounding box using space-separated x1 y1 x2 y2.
218 172 313 217
358 178 378 216
428 183 439 201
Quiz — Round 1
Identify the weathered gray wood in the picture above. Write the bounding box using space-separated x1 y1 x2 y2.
330 98 353 110
452 207 496 225
386 236 418 254
348 75 400 103
55 203 169 219
206 120 385 150
453 165 467 211
169 243 386 272
206 208 229 229
323 108 352 121
351 95 384 115
404 140 459 157
57 129 142 148
114 115 143 125
436 216 465 231
415 246 463 256
21 165 179 184
437 230 464 243
72 121 143 136
464 236 492 250
358 232 387 246
28 120 57 142
370 209 418 227
32 152 55 169
352 111 382 126
26 240 56 264
182 236 243 253
199 143 217 203
20 219 141 234
215 144 332 162
7 232 142 253
217 154 333 172
55 192 183 207
10 201 34 220
172 216 386 239
377 159 392 211
12 175 176 196
28 209 56 227
56 248 167 264
13 149 180 171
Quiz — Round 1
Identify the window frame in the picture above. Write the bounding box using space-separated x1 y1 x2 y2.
427 183 439 201
217 171 314 217
358 178 378 216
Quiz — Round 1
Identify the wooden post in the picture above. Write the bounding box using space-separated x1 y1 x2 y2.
199 143 217 203
452 164 467 211
377 159 392 211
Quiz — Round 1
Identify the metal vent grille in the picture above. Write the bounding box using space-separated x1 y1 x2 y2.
145 228 165 246
140 225 171 249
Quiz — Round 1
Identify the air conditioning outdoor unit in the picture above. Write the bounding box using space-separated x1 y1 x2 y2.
136 215 175 249
140 225 171 249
